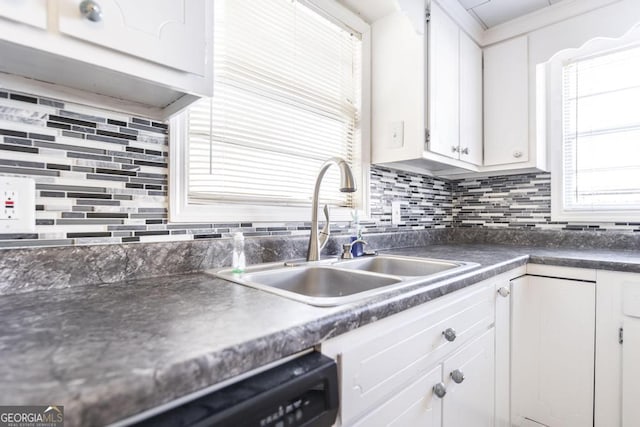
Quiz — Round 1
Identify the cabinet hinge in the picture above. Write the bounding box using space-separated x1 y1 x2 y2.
619 327 624 344
425 9 431 23
425 129 430 148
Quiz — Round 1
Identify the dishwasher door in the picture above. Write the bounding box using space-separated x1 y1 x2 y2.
131 351 339 427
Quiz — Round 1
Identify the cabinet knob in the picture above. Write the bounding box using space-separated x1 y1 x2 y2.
513 150 523 158
451 369 465 384
451 146 459 153
442 327 457 342
497 287 510 297
460 147 469 155
79 0 103 22
433 382 447 398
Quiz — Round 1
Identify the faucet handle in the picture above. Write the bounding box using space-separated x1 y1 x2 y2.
341 239 367 259
319 204 330 251
341 243 355 259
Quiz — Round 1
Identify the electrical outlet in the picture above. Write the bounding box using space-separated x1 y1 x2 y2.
391 200 402 225
389 121 404 149
0 177 35 232
0 190 17 220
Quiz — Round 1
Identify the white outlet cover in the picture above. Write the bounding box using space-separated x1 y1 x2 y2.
0 176 35 233
389 121 404 149
391 200 402 225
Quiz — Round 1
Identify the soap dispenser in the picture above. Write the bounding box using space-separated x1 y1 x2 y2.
231 232 246 274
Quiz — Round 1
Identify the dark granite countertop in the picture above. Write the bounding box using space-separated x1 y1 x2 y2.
1 244 639 426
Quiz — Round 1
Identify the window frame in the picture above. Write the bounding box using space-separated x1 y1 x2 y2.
169 0 371 223
549 30 640 222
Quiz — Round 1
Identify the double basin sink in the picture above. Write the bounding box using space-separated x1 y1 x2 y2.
210 255 479 306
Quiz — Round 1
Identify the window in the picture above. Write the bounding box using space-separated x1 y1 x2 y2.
551 39 640 221
170 0 370 222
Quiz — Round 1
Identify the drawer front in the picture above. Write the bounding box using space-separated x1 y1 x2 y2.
352 364 443 427
57 0 207 75
338 282 495 424
0 0 47 29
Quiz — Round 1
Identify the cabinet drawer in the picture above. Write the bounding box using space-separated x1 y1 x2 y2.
351 364 443 427
58 0 207 75
336 282 495 424
0 0 46 29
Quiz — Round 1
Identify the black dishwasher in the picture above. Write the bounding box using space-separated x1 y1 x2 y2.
132 351 339 427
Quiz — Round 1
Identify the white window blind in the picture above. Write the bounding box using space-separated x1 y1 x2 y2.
562 44 640 211
187 0 362 208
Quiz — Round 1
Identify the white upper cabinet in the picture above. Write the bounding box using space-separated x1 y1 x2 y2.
0 0 213 119
458 30 483 166
428 1 460 160
371 0 484 175
58 0 206 75
483 36 530 166
0 0 46 29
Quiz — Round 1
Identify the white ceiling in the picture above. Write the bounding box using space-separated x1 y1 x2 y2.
458 0 564 29
338 0 398 23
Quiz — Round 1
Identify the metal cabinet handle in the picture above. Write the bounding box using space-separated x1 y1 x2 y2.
451 146 459 153
433 382 447 398
442 327 456 342
497 287 510 297
460 147 469 155
79 0 103 22
513 150 523 158
451 369 465 384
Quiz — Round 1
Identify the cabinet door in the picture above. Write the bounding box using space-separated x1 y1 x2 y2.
333 283 494 424
443 328 495 427
511 275 595 427
483 36 529 166
458 31 482 166
595 271 640 427
57 0 206 75
352 364 443 427
621 283 640 426
0 0 46 29
622 316 640 426
494 281 511 427
428 1 459 159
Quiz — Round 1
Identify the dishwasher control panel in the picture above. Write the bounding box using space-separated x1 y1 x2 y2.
131 352 338 427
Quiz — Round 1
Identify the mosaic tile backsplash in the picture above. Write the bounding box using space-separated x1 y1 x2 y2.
0 87 453 248
0 85 637 249
452 173 640 233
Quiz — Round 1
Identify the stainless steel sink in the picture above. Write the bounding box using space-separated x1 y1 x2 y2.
236 266 402 306
335 255 465 277
210 255 478 307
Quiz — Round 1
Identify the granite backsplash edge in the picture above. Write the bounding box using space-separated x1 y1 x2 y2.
0 228 452 295
3 227 640 296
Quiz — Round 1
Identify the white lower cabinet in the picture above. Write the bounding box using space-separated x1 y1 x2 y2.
442 328 495 427
595 270 640 427
320 264 640 427
510 273 596 427
320 270 521 427
622 316 640 426
351 328 495 427
352 364 443 427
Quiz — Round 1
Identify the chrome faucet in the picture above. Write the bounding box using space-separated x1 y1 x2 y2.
306 157 356 261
